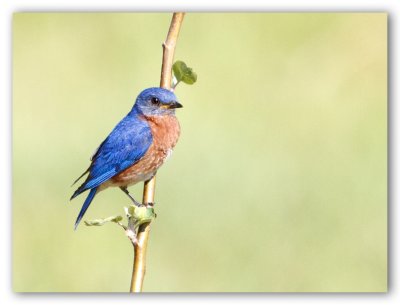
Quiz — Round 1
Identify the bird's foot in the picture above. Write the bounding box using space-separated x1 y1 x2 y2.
146 202 155 207
133 200 144 208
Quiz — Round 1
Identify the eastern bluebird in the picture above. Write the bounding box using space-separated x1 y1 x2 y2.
71 87 182 229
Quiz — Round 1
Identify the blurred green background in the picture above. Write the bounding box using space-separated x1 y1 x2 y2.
13 13 387 292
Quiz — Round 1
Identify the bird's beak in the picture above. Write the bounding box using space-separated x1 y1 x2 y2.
167 101 183 109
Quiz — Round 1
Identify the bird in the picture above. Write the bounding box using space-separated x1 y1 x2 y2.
71 87 182 229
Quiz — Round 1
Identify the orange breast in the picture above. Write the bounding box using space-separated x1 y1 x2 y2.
109 114 181 187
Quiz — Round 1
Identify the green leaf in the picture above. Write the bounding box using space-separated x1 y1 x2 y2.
172 60 197 85
127 205 156 229
84 215 123 226
126 205 136 217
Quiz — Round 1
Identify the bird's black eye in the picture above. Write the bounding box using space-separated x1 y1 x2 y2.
151 97 160 105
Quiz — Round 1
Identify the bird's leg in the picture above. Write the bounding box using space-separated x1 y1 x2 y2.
120 186 143 207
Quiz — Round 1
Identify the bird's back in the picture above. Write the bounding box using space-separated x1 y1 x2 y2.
71 112 153 197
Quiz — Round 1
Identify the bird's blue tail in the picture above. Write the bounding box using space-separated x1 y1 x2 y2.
74 187 98 230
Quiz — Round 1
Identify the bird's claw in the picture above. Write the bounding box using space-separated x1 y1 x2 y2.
133 201 144 208
132 201 155 208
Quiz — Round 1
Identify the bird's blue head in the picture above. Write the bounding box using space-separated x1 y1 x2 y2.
132 87 182 116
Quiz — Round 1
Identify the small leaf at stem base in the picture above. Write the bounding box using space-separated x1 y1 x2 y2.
127 205 156 229
84 215 123 226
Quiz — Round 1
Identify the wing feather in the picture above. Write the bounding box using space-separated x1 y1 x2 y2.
71 114 152 199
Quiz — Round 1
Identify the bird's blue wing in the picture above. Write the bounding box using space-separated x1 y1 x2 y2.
71 114 152 199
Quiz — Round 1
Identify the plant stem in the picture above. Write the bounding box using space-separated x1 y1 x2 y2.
129 12 185 293
160 13 186 88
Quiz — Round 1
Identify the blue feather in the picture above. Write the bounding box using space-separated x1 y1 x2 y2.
74 187 98 229
71 109 153 228
71 110 153 199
